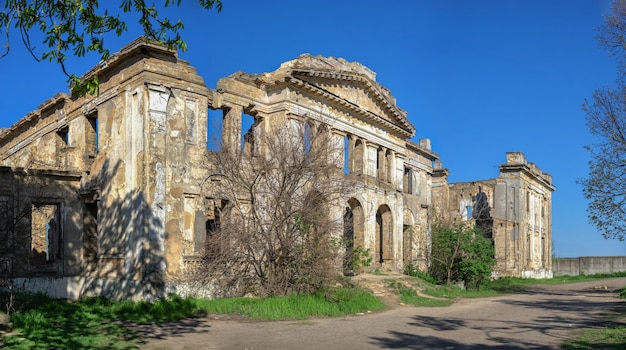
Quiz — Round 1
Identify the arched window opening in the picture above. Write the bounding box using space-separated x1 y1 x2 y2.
375 205 393 266
344 198 365 275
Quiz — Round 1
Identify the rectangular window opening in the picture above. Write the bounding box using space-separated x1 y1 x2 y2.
207 108 223 150
403 168 413 194
86 113 98 155
31 203 61 264
241 113 256 156
83 201 98 259
57 127 69 146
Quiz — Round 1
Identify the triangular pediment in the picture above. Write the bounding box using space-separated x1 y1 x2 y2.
258 54 415 137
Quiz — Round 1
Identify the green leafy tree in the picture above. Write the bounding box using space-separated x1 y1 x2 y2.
0 0 222 95
580 0 626 241
456 228 495 289
429 225 461 285
430 223 495 289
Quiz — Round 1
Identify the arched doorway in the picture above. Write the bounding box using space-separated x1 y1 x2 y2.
343 198 364 274
375 205 393 266
403 209 415 266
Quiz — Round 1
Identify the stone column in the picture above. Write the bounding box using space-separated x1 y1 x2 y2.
366 143 377 178
331 130 346 169
395 153 405 192
222 105 243 153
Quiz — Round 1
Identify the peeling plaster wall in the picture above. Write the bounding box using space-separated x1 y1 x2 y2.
0 39 211 299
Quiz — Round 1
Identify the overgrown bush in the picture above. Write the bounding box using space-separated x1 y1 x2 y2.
340 239 373 273
429 223 495 289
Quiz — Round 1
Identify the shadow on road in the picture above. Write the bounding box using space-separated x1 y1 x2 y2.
370 279 626 349
369 330 553 349
127 317 211 341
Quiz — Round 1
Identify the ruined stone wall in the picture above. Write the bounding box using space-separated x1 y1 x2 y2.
0 41 494 298
0 167 82 279
494 152 554 278
402 140 437 271
0 39 212 299
437 152 555 279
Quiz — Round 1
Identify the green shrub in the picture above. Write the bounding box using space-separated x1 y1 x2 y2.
430 223 495 289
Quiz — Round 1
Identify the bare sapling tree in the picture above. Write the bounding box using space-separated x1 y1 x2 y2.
202 118 352 297
0 182 39 318
581 0 626 241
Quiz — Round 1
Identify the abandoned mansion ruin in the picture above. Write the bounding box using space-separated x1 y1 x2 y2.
0 39 555 299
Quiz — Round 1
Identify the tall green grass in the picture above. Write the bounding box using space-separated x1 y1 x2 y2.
193 286 385 320
0 286 385 349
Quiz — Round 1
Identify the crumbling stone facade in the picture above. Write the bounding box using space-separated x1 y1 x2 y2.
432 152 555 278
1 39 212 299
0 39 554 300
210 55 437 275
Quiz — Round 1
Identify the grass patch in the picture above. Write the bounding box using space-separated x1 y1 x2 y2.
399 290 453 307
486 272 626 293
422 284 499 299
192 286 385 320
381 272 626 308
2 293 144 349
0 286 384 349
385 279 453 307
562 325 626 349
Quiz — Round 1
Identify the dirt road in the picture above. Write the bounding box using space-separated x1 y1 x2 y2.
138 278 626 349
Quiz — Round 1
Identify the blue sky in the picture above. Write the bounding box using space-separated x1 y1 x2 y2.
0 0 623 257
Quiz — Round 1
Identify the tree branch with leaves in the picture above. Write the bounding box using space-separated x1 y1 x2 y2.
0 0 222 95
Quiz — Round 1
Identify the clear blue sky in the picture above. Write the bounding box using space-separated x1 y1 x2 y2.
1 0 623 257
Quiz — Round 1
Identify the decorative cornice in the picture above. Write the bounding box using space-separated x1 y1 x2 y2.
406 139 439 161
260 75 414 139
500 163 556 192
0 93 68 146
292 70 414 135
